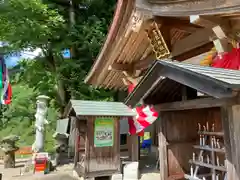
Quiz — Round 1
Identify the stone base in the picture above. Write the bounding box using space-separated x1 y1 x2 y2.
73 170 122 180
73 170 81 179
111 173 123 180
123 161 139 180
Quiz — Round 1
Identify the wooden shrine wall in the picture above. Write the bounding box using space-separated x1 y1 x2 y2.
159 107 222 178
85 116 120 176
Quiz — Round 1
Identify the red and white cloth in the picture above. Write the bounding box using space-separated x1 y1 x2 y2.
128 105 158 135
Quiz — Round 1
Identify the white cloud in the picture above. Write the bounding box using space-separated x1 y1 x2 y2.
21 48 42 59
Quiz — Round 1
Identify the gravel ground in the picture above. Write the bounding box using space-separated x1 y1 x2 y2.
1 149 160 180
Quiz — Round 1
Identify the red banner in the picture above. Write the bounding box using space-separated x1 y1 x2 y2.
211 48 240 70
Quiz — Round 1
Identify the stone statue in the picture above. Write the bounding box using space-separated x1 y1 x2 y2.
32 95 50 153
0 135 19 168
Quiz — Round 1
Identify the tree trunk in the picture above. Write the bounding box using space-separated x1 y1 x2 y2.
44 48 68 116
3 151 15 168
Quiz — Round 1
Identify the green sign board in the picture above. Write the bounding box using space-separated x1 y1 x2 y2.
94 118 114 147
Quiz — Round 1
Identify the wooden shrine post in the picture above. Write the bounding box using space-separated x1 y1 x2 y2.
221 104 240 180
130 135 139 161
158 114 168 180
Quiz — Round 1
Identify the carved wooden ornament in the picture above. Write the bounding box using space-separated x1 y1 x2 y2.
130 11 143 32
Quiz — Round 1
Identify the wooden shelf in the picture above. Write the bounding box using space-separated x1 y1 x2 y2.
189 160 226 172
184 173 212 180
193 145 225 153
198 131 224 136
184 174 202 180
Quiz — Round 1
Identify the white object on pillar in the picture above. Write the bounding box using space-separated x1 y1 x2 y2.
32 95 50 153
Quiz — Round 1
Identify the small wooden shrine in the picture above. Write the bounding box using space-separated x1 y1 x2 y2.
63 100 136 178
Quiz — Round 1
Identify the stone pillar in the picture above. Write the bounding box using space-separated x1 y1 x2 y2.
32 95 50 153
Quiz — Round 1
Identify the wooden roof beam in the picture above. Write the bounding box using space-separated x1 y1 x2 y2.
212 26 233 53
108 63 132 72
123 71 141 85
156 17 201 33
133 55 154 70
190 15 238 42
171 28 214 57
190 15 231 30
109 57 154 73
122 78 130 86
190 16 237 54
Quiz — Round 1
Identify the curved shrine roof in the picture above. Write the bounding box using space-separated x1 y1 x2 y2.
85 0 240 90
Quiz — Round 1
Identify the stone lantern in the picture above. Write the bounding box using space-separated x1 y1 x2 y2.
0 135 19 168
53 132 69 165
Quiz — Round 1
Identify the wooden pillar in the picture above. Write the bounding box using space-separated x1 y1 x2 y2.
69 116 77 158
127 135 132 158
158 114 168 180
74 119 80 167
221 105 240 180
130 135 139 161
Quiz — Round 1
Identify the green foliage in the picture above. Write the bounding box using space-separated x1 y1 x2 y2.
0 0 117 152
0 0 66 51
0 84 58 151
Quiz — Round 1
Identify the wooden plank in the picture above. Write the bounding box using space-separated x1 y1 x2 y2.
175 42 213 62
74 119 80 167
213 38 232 53
84 117 91 175
230 105 240 180
133 55 154 70
189 160 226 172
190 16 238 44
171 28 215 57
193 145 225 153
221 105 240 180
69 116 77 157
198 131 224 137
130 135 139 161
154 97 236 112
211 26 233 54
108 63 132 72
158 114 168 180
221 106 233 180
136 0 240 16
212 26 228 40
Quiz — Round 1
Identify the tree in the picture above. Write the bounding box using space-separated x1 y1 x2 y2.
0 0 116 115
0 0 117 152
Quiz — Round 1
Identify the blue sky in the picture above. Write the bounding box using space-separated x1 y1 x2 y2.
5 48 42 67
0 42 43 67
5 49 70 68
